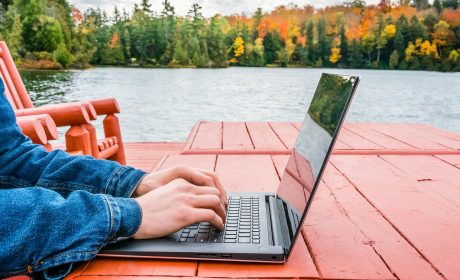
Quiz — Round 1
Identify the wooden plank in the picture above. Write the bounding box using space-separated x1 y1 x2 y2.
269 122 299 149
246 122 286 150
215 155 279 192
332 155 460 280
191 122 222 150
303 179 396 280
124 142 183 171
271 155 290 178
379 155 460 210
222 122 253 150
414 124 460 142
346 123 416 150
157 154 217 171
334 139 353 150
197 237 319 279
435 155 460 169
292 122 302 131
183 122 200 152
389 124 460 150
368 123 448 150
338 127 385 150
323 163 443 280
79 258 197 277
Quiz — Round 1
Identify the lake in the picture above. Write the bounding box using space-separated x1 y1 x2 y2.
20 67 460 142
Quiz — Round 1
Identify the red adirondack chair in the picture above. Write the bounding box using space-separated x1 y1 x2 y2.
0 41 126 164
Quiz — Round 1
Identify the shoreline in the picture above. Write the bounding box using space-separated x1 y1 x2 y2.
19 64 460 73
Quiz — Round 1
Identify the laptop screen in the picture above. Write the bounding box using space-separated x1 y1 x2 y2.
276 73 359 253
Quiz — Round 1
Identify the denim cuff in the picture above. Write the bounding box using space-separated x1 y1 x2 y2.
102 195 142 239
116 197 143 237
104 166 147 198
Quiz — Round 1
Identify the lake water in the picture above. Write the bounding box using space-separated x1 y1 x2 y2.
21 67 460 142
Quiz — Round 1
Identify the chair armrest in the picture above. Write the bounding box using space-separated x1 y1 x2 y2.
16 103 91 127
17 117 48 145
89 98 120 115
20 114 59 140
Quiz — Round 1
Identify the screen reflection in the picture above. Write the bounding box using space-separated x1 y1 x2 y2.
276 73 358 233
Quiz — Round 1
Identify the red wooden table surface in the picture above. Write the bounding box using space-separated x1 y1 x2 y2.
64 122 459 280
183 122 460 155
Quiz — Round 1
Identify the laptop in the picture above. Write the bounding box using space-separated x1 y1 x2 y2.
99 73 360 262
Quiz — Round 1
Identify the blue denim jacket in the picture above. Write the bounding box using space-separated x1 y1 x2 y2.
0 79 146 279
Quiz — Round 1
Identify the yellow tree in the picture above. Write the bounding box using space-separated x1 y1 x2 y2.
448 50 459 63
405 42 416 62
233 36 245 60
329 37 342 64
432 20 454 57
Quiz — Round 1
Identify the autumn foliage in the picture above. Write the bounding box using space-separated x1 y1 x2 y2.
2 0 459 71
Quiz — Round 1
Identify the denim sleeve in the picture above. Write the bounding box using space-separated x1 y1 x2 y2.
0 79 145 277
0 78 147 198
0 187 142 278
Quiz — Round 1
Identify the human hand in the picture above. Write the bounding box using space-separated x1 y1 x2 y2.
133 165 227 205
132 179 226 239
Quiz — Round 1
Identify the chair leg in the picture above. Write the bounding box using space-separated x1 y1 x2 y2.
82 123 100 159
102 114 126 165
65 125 92 156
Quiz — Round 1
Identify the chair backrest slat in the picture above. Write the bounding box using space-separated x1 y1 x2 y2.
0 41 34 109
0 58 24 109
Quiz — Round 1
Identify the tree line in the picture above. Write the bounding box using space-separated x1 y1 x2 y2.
0 0 459 71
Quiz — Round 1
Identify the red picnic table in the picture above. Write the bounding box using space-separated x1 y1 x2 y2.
65 122 460 280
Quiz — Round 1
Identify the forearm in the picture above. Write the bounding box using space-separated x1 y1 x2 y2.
0 188 141 278
0 80 146 197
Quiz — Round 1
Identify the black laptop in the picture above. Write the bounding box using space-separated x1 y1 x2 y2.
99 73 360 263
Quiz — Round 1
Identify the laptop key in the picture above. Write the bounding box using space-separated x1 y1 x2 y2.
210 236 223 243
179 238 187 242
238 237 250 243
196 234 209 243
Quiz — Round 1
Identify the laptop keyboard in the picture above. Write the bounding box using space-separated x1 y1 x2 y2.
178 196 261 244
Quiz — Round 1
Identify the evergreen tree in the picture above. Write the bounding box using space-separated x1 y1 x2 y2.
339 24 348 65
389 50 400 68
305 20 315 65
433 0 443 14
263 30 282 64
113 6 121 23
6 12 22 59
141 0 152 14
348 38 363 68
252 8 262 40
412 0 429 10
206 15 228 67
317 18 331 65
442 0 459 9
408 16 428 42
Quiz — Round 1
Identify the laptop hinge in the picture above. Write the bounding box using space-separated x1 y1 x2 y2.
268 196 291 251
267 196 283 247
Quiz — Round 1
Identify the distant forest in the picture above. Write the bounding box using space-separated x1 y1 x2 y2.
0 0 459 71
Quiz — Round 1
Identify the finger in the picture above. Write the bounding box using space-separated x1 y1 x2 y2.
189 185 221 197
191 194 226 221
196 169 228 205
190 208 225 229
